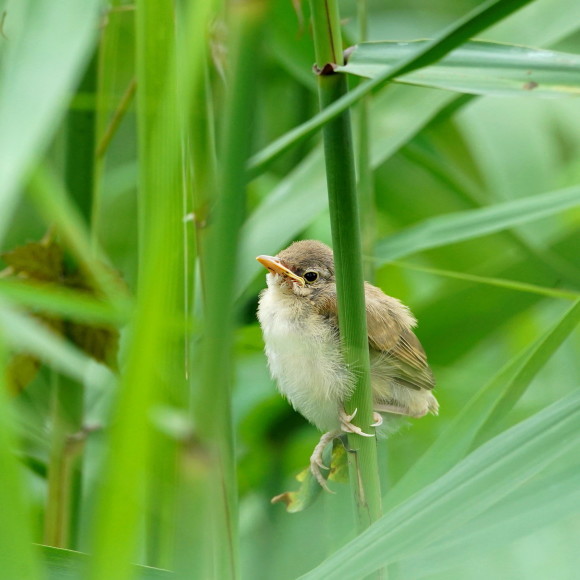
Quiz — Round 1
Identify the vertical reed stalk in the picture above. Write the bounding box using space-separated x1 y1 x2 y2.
194 2 269 577
355 0 375 282
88 0 186 577
308 0 382 532
44 52 98 549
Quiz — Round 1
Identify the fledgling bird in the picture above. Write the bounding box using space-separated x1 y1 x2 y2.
256 240 438 490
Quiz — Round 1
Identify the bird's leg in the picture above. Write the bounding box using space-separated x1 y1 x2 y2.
339 407 374 437
310 429 341 493
373 403 428 418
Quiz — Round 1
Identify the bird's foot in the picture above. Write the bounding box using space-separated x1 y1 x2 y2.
310 429 341 493
339 408 374 437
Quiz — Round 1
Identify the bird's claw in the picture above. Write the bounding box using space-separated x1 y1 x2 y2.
339 407 375 437
310 429 341 493
371 412 383 427
310 463 335 494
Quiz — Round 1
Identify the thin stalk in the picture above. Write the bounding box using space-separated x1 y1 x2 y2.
95 78 136 159
308 0 382 533
43 374 85 549
189 53 218 303
65 52 97 225
44 51 99 549
92 0 132 245
195 2 268 578
355 0 375 282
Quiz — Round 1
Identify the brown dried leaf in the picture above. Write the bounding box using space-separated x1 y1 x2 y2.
66 322 119 370
1 240 63 282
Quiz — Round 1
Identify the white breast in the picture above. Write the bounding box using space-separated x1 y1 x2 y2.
257 283 354 432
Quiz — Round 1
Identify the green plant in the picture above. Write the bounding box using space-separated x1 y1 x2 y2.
1 0 579 578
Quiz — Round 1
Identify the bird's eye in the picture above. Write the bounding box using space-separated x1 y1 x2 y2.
304 271 318 283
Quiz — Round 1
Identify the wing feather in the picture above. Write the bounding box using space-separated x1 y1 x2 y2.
365 283 435 391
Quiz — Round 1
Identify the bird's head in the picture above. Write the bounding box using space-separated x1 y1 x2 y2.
257 240 336 301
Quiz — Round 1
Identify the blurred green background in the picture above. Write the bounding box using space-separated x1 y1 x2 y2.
1 0 580 578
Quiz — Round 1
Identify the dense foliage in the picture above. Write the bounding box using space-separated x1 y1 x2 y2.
0 0 579 578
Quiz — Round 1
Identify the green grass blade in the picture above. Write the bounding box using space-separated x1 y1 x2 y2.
338 41 580 97
376 185 580 263
300 389 580 579
382 299 580 511
239 87 456 296
0 279 125 325
392 261 580 301
248 0 535 174
88 0 218 575
399 462 580 576
27 166 132 313
88 0 183 576
0 302 111 387
195 2 270 576
0 0 100 244
41 544 171 580
0 333 41 579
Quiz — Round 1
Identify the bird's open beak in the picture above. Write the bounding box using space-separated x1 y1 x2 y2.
256 255 305 287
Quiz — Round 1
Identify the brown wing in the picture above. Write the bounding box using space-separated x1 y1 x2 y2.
365 283 435 391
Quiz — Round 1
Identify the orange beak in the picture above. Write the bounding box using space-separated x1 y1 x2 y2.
256 255 305 287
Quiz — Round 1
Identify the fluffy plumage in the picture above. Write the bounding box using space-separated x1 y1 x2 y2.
257 240 438 433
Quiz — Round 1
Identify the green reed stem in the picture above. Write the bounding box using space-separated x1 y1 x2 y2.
194 2 269 577
308 0 382 533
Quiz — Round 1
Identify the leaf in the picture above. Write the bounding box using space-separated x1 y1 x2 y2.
239 86 456 297
337 41 580 97
393 261 580 300
383 299 580 511
0 236 122 384
0 278 124 325
271 441 348 513
247 0 536 174
1 239 63 281
0 304 111 389
398 462 580 577
40 544 172 580
5 353 40 395
5 313 63 393
0 0 101 244
66 322 119 371
299 389 580 579
375 184 580 263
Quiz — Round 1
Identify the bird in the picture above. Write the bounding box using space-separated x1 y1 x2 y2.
256 240 438 491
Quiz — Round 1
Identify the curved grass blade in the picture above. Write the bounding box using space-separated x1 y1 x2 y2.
300 389 580 579
376 185 580 263
0 0 100 244
0 279 125 326
239 87 456 297
41 544 171 580
382 299 580 511
338 41 580 97
398 462 580 577
0 302 112 388
248 0 535 175
391 261 580 301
